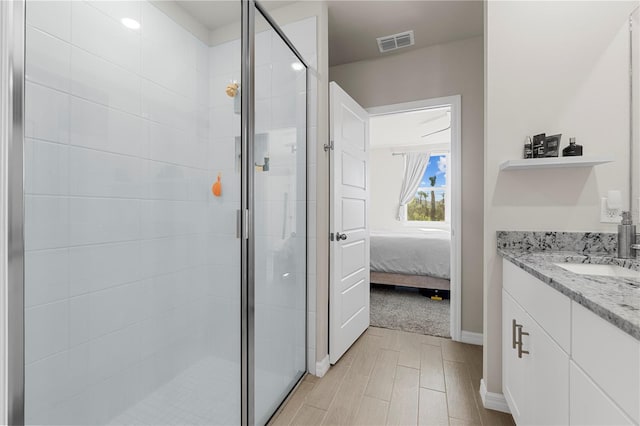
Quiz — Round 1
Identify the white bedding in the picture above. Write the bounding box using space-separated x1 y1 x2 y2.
370 229 451 279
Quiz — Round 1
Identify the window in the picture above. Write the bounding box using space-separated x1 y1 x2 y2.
406 153 448 222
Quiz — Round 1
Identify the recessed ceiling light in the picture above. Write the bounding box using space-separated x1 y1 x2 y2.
121 18 140 30
291 62 304 71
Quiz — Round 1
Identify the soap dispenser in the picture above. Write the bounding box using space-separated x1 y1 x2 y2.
617 211 636 259
562 137 583 157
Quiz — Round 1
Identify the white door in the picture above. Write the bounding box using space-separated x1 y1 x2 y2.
329 82 370 364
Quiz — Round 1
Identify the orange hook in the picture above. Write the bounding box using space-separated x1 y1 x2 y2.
212 173 222 197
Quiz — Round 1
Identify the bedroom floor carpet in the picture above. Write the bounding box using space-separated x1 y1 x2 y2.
370 285 450 338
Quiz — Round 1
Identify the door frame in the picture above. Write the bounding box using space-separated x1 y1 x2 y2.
366 94 463 342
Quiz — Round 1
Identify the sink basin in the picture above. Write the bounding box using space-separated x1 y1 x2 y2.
554 263 640 279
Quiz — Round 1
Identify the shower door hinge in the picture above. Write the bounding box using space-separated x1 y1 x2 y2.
244 209 249 240
236 209 241 239
324 141 334 152
237 209 249 240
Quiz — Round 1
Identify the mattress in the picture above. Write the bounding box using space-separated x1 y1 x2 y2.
370 229 451 279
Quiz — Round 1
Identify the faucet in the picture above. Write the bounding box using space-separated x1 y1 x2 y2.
618 211 637 259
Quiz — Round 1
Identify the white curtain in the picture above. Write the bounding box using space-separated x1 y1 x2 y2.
397 152 430 220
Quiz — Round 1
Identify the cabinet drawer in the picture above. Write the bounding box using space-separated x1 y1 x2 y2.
572 302 640 423
570 361 633 425
503 261 571 352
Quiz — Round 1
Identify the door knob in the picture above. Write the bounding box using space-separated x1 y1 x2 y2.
336 232 348 241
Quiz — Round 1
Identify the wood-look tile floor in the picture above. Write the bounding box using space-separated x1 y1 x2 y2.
269 327 515 426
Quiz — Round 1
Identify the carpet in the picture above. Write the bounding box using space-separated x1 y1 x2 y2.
370 285 450 338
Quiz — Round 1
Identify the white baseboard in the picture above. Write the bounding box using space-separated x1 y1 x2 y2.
315 355 330 378
460 330 483 346
479 379 510 413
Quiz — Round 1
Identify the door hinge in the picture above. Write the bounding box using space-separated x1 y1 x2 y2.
324 141 334 152
330 232 335 241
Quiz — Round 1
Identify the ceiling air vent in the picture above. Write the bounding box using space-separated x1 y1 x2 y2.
377 30 415 53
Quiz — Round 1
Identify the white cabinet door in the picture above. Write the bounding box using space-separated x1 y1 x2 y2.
570 361 634 426
521 306 569 426
503 289 527 424
572 301 640 423
503 288 569 426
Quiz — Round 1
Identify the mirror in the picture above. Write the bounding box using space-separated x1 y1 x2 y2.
632 6 639 222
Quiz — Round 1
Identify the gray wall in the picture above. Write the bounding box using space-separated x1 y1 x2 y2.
330 36 484 334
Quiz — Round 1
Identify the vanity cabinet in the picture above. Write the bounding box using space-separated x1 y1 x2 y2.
571 301 639 424
502 289 569 425
502 261 639 425
569 361 633 426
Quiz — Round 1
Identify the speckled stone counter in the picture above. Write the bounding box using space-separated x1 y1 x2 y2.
497 231 640 341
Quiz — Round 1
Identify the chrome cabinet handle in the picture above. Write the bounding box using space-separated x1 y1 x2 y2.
517 325 530 358
336 232 348 241
512 319 518 349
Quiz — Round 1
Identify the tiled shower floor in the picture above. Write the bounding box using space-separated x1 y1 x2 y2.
108 357 240 426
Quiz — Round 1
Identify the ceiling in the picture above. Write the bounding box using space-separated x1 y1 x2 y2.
328 0 483 66
178 0 296 31
370 107 451 148
174 0 483 64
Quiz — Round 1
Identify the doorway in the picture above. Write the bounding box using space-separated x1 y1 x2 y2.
328 86 462 364
367 96 461 341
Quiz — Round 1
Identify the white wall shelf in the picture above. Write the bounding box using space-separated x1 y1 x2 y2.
499 156 614 171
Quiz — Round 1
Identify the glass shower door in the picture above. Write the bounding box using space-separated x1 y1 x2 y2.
253 9 307 425
632 6 639 221
22 1 241 424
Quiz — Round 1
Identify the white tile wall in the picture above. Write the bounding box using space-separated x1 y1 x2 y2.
26 0 71 42
24 1 240 424
24 1 317 424
25 249 69 307
69 96 149 157
71 46 142 115
25 26 71 92
25 82 70 143
71 1 141 74
24 138 69 195
25 195 70 251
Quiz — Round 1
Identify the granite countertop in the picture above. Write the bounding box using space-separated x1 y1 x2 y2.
498 249 640 341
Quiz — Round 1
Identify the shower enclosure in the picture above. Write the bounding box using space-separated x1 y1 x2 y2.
3 0 308 424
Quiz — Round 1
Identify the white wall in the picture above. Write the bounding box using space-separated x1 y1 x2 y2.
370 149 405 230
330 36 484 334
484 0 638 396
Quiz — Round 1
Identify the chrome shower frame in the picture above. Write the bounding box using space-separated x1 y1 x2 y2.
2 0 25 424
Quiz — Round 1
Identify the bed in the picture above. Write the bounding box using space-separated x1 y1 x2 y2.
370 229 451 291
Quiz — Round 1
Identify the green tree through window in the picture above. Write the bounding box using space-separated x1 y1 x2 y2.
407 154 447 222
